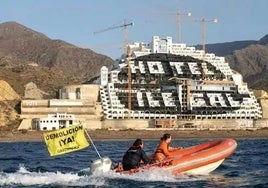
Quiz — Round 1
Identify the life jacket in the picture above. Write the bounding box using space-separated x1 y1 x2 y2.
153 140 172 162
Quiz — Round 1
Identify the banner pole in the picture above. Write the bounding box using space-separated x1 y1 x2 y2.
84 129 102 159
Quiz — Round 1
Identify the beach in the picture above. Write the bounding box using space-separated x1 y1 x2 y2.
0 128 268 142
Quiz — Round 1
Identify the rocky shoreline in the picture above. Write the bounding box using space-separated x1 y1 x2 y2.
1 128 268 142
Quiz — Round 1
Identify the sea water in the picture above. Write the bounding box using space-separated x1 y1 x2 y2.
0 139 268 187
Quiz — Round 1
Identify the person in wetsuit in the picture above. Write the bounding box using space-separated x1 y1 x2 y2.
122 138 150 171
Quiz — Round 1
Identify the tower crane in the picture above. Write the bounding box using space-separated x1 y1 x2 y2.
94 20 134 118
175 10 191 43
93 22 134 34
94 20 134 54
195 18 218 80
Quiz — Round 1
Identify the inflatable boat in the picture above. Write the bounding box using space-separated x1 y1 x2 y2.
90 138 237 175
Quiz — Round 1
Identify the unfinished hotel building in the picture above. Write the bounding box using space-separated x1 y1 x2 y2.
99 36 262 120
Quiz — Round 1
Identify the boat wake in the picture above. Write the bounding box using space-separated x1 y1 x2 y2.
0 165 89 187
0 165 203 187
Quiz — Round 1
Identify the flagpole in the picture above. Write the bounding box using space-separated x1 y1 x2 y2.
84 129 102 159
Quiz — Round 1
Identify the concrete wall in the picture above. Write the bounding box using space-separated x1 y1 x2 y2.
253 90 268 118
21 107 96 114
59 84 99 101
90 118 268 130
19 98 104 130
260 99 268 118
176 119 254 129
100 119 153 130
254 119 268 128
21 99 99 116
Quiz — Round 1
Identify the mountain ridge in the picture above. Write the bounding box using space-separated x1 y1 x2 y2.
195 34 268 90
196 34 268 56
0 21 113 97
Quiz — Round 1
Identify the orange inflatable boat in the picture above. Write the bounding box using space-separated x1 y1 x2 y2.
115 138 237 175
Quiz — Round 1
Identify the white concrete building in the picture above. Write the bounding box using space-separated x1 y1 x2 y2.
99 36 262 120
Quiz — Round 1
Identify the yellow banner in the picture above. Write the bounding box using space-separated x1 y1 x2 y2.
43 124 90 156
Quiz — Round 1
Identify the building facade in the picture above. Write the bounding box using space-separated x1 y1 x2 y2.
99 36 262 120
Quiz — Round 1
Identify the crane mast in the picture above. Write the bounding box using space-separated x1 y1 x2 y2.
94 20 134 118
195 18 218 80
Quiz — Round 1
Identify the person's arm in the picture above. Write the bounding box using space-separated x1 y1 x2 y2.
140 149 150 164
162 143 172 157
168 146 183 151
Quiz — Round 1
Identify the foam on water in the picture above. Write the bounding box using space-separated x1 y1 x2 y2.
91 167 203 183
0 165 203 187
0 165 105 187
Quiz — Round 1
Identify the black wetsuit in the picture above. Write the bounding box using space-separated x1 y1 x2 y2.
122 146 150 171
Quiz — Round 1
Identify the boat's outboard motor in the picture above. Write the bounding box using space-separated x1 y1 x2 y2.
90 157 113 174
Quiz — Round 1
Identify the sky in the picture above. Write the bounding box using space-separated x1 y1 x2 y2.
0 0 267 59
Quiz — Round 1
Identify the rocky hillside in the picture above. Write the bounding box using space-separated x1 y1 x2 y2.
0 22 114 98
226 36 268 90
196 35 268 91
196 40 258 57
196 35 268 57
0 80 20 128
